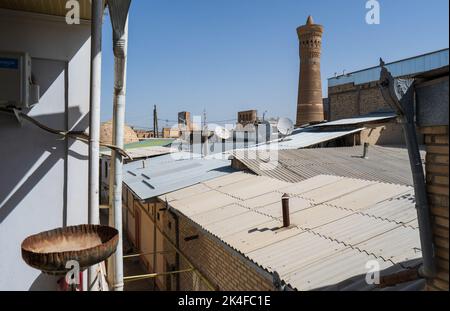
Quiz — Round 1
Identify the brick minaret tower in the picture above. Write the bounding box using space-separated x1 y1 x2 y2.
296 15 325 127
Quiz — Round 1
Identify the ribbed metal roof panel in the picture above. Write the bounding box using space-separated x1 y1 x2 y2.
328 49 449 87
355 226 422 263
222 222 304 254
247 128 364 151
359 191 418 227
190 204 250 227
234 146 425 186
0 0 98 20
298 178 376 203
253 196 312 218
163 173 421 290
289 205 354 229
202 171 255 189
169 191 237 217
311 113 396 127
215 176 289 200
287 248 393 290
248 231 346 275
326 182 411 210
164 183 213 202
202 211 276 238
123 155 235 200
313 213 400 246
277 175 344 195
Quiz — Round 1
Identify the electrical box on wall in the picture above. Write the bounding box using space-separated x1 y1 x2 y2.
0 51 39 109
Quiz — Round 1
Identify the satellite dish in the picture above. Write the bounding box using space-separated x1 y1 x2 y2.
277 117 294 137
214 126 231 140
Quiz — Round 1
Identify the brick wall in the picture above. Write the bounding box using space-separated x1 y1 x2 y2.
328 82 390 121
421 126 449 291
122 186 275 291
174 216 275 291
359 122 405 146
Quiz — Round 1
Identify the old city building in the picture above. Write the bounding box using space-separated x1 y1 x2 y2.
237 110 258 127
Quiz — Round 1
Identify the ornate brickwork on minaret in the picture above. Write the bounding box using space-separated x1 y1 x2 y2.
296 15 325 127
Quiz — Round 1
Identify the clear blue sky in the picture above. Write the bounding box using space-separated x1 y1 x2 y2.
100 0 449 128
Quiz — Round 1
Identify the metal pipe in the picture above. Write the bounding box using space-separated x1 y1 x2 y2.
378 63 436 278
402 117 436 278
363 142 369 159
377 267 421 288
282 194 290 228
88 0 103 291
166 199 181 291
124 269 194 283
109 14 129 292
123 250 175 259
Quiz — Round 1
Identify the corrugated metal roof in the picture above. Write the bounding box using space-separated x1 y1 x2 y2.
161 173 422 291
0 0 101 20
165 117 368 158
101 146 174 160
233 145 425 185
328 48 449 87
101 139 175 159
244 128 364 151
312 112 397 128
123 152 236 200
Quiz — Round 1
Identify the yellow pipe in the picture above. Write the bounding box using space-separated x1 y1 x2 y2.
124 268 194 283
123 250 175 259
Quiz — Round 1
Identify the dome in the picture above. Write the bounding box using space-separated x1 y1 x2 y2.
100 120 139 145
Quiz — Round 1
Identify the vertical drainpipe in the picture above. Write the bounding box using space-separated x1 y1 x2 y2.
378 62 436 278
88 0 103 291
111 18 128 291
108 0 132 291
167 199 181 291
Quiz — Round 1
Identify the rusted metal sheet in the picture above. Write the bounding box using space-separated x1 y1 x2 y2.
21 225 118 275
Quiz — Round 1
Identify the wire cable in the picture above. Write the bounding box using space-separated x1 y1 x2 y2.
0 107 132 159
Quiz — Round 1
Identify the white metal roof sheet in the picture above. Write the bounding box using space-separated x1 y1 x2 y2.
355 226 422 263
101 146 174 159
247 128 364 151
312 113 397 128
123 155 236 200
287 248 393 290
289 205 354 230
326 182 411 210
298 178 377 203
162 173 422 290
313 213 400 246
328 48 449 87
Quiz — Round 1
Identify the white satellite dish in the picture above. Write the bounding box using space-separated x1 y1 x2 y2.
277 117 294 137
214 126 231 140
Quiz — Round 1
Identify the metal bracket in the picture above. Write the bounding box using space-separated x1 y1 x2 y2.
13 108 23 126
378 59 415 122
107 0 132 58
378 58 436 278
272 271 285 291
